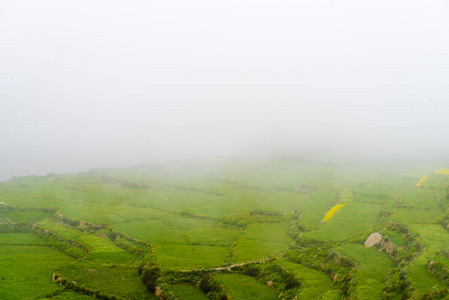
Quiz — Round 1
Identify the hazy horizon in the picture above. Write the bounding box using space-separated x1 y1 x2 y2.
1 0 449 181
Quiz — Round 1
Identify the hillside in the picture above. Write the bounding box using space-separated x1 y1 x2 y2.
1 156 449 299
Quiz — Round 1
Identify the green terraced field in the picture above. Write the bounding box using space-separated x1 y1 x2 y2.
233 222 292 262
154 244 228 270
170 284 209 299
57 260 148 299
37 218 85 239
0 245 74 299
186 227 241 246
392 208 443 224
304 202 383 241
1 156 449 298
408 224 449 295
335 244 393 299
0 233 45 245
278 260 334 299
215 273 278 300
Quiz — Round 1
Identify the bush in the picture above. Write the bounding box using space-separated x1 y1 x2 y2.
142 265 162 293
199 274 214 294
284 274 300 289
243 264 262 277
420 287 448 300
138 262 147 275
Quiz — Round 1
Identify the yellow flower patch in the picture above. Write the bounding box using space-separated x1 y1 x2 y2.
322 204 346 223
416 175 429 187
434 169 449 175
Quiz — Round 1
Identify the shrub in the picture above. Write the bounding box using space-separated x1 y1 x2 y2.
142 265 162 293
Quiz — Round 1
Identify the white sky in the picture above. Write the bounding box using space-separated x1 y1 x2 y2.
1 0 449 179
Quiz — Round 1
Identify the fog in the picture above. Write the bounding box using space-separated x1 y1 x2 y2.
1 0 449 180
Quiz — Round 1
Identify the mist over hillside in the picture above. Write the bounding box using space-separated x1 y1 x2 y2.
1 0 449 180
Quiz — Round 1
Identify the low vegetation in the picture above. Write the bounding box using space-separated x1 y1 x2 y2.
1 156 449 299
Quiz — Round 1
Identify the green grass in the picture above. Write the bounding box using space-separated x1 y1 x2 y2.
58 261 148 299
401 189 440 209
171 284 208 299
59 204 142 224
299 190 337 229
135 187 217 213
433 254 449 267
0 245 74 299
384 230 405 246
113 219 188 245
408 224 449 295
355 184 390 203
392 208 443 224
304 202 382 241
335 244 393 300
3 157 449 298
55 232 146 298
77 235 125 253
1 210 54 223
159 216 216 230
215 273 278 300
0 233 45 245
186 227 241 246
297 190 338 229
154 244 228 270
38 218 84 239
233 223 292 263
82 250 141 264
278 260 334 299
36 289 102 299
339 189 355 202
167 177 239 195
418 174 449 190
187 189 272 218
254 191 304 214
320 290 344 300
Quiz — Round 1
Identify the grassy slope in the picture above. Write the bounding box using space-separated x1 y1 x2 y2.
278 260 334 299
233 222 292 263
305 202 382 241
38 218 85 239
215 273 278 300
170 284 209 299
335 244 392 300
57 233 149 299
2 157 449 298
409 224 449 294
0 244 74 299
0 233 45 245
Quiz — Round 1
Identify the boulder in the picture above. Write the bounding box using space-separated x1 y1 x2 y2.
364 232 382 247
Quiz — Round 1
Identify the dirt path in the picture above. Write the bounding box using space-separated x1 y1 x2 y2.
180 256 274 273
